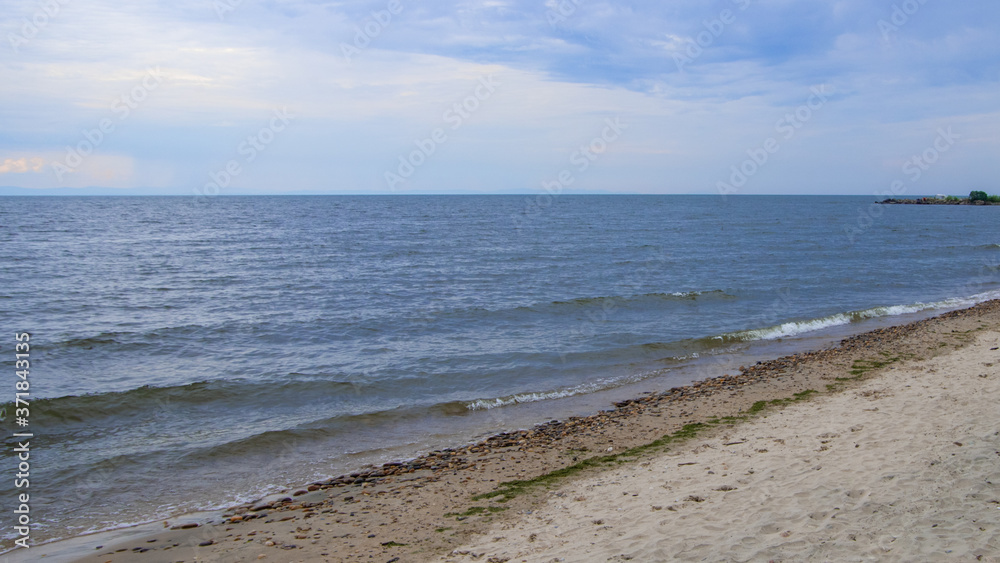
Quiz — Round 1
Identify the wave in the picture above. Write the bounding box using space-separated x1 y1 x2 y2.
548 290 734 308
45 290 736 351
10 377 365 425
467 290 1000 411
52 333 130 349
410 290 736 324
465 372 654 411
110 399 491 469
26 290 1000 430
717 290 1000 343
48 325 215 351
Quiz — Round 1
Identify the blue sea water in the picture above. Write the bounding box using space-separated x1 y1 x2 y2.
2 194 999 547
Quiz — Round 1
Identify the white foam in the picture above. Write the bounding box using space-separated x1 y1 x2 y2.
724 289 1000 343
466 373 648 411
469 290 1000 412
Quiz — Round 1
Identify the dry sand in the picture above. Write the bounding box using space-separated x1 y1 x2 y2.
440 329 1000 562
21 301 1000 562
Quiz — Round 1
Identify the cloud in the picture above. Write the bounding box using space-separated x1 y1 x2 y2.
1 0 999 194
0 157 45 174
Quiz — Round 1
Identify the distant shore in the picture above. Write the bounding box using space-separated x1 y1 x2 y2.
43 299 1000 563
879 196 999 205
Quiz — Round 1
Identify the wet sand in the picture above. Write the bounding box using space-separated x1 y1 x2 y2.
21 300 1000 562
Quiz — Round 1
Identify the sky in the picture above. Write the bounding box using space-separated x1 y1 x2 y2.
1 0 998 195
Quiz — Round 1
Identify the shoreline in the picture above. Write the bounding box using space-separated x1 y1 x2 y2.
441 307 1000 561
14 300 1000 562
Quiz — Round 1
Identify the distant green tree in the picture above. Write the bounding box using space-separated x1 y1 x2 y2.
970 190 989 202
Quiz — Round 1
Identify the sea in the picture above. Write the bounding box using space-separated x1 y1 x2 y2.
2 194 1000 550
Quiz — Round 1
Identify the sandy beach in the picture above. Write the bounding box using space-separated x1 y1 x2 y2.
19 301 1000 562
441 317 1000 562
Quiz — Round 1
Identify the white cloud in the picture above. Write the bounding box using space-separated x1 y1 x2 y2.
0 157 45 174
1 0 998 193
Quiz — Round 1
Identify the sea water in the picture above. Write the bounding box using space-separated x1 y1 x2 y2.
2 194 999 547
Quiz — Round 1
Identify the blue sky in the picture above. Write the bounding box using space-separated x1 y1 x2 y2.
1 0 998 195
